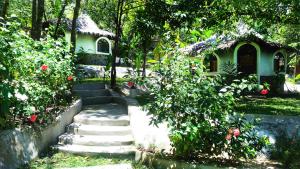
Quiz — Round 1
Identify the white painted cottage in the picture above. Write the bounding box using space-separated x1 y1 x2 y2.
65 14 115 65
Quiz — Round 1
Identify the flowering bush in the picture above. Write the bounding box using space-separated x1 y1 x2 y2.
145 52 269 161
0 18 75 129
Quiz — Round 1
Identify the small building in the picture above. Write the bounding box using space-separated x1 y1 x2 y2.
65 14 115 65
184 34 296 89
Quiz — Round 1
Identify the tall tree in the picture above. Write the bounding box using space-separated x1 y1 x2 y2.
110 0 125 88
132 7 159 78
70 0 81 54
31 0 37 38
31 0 44 40
36 0 44 39
53 0 69 39
1 0 9 19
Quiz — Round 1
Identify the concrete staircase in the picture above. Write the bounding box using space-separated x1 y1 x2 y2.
54 83 135 156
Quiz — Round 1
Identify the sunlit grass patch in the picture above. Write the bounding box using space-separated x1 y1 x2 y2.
236 96 300 116
26 152 150 169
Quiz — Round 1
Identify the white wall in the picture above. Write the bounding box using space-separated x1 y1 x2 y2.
65 32 97 54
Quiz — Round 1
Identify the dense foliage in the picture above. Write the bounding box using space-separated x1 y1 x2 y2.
145 51 269 160
271 131 300 168
0 18 75 129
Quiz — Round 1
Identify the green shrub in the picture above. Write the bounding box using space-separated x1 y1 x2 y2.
145 51 269 161
0 17 75 129
295 74 300 82
270 131 300 168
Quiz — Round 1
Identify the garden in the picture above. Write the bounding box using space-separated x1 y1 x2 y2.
1 0 300 169
0 17 76 130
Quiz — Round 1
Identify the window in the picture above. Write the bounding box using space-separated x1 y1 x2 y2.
274 52 285 73
204 55 218 72
96 37 111 55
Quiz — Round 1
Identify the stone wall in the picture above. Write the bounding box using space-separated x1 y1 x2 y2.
245 114 300 143
0 99 82 169
108 91 171 151
77 53 108 65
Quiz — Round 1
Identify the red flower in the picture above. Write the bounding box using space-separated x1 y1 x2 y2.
127 81 134 88
260 89 269 95
41 64 48 71
30 114 37 123
225 134 232 140
67 76 73 81
233 128 240 137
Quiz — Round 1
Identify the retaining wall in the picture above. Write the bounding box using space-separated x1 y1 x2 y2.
108 90 171 151
245 114 300 143
0 99 82 169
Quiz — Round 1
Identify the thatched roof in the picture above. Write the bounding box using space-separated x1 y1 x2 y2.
182 34 296 56
66 14 115 39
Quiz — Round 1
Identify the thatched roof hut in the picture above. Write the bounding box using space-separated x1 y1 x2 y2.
65 14 115 39
182 34 296 56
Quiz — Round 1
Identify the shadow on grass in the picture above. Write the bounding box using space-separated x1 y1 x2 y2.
236 96 300 116
21 148 137 169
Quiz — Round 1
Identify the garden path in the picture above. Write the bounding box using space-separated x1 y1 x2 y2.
54 83 136 157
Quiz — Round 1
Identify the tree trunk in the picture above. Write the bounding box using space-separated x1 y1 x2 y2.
142 45 147 78
1 0 9 19
35 0 44 40
70 0 81 54
31 0 44 40
54 0 68 39
110 0 121 89
31 0 37 39
111 0 124 89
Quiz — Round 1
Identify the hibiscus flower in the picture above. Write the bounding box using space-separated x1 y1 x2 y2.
260 89 269 95
41 64 48 71
67 75 73 81
30 114 37 123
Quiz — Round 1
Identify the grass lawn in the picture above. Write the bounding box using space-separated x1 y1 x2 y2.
236 96 300 116
136 94 300 116
25 152 150 169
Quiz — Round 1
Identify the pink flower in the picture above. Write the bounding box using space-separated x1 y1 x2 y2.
233 128 240 137
225 134 232 140
127 81 134 88
67 76 73 81
260 89 269 95
30 114 37 123
41 64 48 71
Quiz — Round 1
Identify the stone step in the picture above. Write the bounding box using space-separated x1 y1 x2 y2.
73 89 111 97
73 83 106 91
73 116 130 126
58 134 134 146
82 96 116 105
66 124 132 135
55 144 136 156
73 103 129 125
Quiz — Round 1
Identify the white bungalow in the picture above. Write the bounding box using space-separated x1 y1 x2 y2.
65 14 115 65
184 34 297 91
